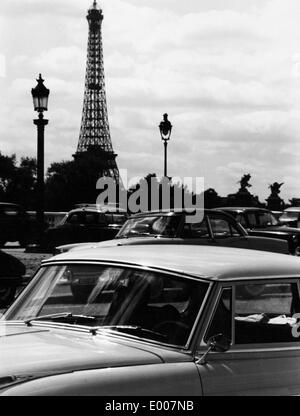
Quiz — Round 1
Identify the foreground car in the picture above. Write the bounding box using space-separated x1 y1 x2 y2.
1 245 300 395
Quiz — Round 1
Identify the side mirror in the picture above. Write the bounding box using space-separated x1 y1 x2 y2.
208 333 231 353
196 333 231 365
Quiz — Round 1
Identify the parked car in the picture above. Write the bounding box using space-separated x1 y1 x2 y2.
55 209 289 258
1 245 300 396
0 250 25 308
0 203 38 247
217 207 300 255
279 207 300 228
42 205 128 252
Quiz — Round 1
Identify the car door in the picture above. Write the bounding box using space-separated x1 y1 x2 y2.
79 211 104 242
206 213 252 250
1 206 22 241
180 215 214 245
63 212 86 244
196 280 300 395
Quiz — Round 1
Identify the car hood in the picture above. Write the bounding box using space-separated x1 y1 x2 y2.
0 323 166 386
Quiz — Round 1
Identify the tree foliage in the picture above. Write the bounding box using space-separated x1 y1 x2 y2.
0 152 37 209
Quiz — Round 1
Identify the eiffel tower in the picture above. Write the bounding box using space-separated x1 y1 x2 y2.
76 0 120 182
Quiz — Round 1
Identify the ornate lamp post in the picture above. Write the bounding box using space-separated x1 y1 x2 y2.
159 113 172 178
31 74 49 241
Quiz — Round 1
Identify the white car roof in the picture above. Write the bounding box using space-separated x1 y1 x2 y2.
43 245 300 282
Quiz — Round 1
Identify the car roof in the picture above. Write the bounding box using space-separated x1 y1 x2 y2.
284 207 300 212
128 209 234 218
218 207 269 212
67 207 127 215
44 244 300 282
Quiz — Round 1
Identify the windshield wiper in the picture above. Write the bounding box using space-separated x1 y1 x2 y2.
95 325 167 340
25 313 97 327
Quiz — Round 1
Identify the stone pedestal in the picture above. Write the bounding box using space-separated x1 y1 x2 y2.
266 196 285 211
225 189 263 207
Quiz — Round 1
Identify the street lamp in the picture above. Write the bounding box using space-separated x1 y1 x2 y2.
159 113 172 178
31 74 49 242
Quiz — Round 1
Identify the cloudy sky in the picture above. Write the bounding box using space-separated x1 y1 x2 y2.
0 0 299 202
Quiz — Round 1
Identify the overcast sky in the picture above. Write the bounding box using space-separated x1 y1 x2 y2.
0 0 299 201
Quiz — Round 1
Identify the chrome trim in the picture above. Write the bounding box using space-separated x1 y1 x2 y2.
41 259 300 283
40 259 213 283
184 281 214 348
198 343 300 355
199 283 232 347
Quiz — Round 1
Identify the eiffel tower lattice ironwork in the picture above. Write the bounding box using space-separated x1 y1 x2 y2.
77 0 120 182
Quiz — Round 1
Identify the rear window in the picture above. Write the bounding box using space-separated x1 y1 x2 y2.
112 214 127 225
118 215 181 237
257 212 278 226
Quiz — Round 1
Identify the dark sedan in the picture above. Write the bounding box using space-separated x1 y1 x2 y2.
42 205 128 252
0 203 38 247
56 209 289 256
217 207 300 255
0 250 25 307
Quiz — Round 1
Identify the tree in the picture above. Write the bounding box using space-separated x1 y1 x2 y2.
6 157 37 209
0 152 16 201
45 153 105 210
127 174 196 214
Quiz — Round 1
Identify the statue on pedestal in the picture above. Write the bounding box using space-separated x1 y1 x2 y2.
225 173 263 207
238 174 252 193
266 182 285 211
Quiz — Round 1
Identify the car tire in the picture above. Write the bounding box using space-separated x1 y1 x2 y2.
0 286 16 308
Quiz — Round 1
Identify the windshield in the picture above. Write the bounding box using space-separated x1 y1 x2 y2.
117 215 181 238
2 264 208 347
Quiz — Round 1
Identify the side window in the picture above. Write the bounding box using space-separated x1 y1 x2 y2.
66 213 81 224
182 219 210 239
85 213 98 224
236 214 247 228
209 216 232 239
104 214 113 224
234 282 300 344
112 214 127 225
98 213 107 225
205 287 232 343
257 212 271 226
247 213 257 227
